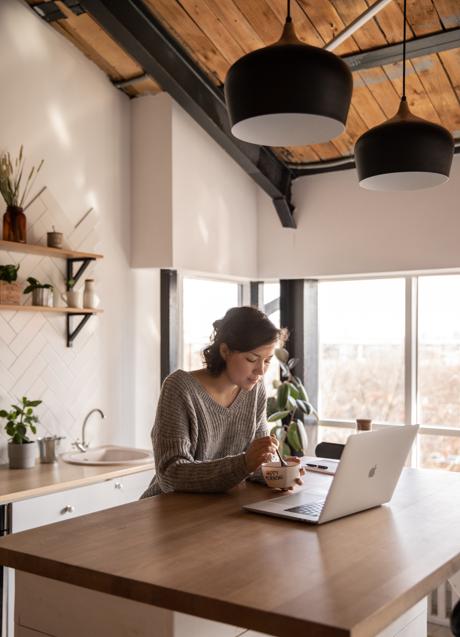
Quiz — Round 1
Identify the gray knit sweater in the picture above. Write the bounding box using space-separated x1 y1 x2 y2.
141 369 268 498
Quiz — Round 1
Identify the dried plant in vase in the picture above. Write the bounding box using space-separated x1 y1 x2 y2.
0 145 44 243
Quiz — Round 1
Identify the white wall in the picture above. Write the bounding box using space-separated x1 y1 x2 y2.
258 155 460 279
131 94 259 279
0 0 159 459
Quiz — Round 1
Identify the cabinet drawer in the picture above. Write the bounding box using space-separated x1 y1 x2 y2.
104 470 152 506
12 481 109 532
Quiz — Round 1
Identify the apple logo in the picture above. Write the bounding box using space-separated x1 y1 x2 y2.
368 465 377 478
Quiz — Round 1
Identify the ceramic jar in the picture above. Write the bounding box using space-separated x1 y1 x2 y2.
83 279 99 309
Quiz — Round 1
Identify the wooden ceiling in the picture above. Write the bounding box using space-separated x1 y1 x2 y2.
27 0 460 168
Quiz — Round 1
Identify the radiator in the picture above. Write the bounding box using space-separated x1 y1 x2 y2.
429 580 460 626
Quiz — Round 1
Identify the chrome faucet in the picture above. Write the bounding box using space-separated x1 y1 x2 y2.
73 409 105 452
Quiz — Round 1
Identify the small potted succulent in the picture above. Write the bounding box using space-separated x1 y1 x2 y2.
0 263 20 305
0 397 41 469
24 276 53 307
267 346 318 457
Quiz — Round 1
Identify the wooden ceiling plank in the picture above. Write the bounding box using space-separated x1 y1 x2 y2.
308 141 344 161
355 67 401 118
382 59 442 123
350 80 388 129
269 0 324 47
144 0 228 84
438 48 460 104
413 53 460 133
178 0 247 66
54 1 142 80
433 0 460 30
201 0 266 53
123 77 162 98
230 0 284 46
273 146 320 164
394 0 443 36
329 0 388 51
367 0 414 44
296 0 359 55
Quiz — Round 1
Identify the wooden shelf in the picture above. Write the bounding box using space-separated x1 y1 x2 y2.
0 305 103 314
0 240 103 260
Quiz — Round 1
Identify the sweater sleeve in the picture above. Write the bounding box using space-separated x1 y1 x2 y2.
152 376 250 494
247 381 270 484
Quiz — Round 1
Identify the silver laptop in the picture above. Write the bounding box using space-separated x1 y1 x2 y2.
244 425 419 525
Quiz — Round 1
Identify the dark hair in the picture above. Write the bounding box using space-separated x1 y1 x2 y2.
202 306 280 376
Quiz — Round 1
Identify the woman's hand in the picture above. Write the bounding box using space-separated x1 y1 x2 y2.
245 436 278 473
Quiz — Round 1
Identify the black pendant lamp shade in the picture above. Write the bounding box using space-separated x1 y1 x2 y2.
224 19 353 147
355 0 454 191
355 98 454 191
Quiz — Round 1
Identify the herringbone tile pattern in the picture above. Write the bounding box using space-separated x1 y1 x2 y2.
0 191 102 462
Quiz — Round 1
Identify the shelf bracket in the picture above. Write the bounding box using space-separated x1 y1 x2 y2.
66 258 95 289
66 313 93 347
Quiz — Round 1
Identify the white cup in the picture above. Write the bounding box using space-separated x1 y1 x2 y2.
61 290 83 308
261 461 300 489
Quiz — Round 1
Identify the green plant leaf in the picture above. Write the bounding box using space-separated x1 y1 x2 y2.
270 425 283 441
30 424 37 434
268 410 290 422
287 421 302 452
276 383 290 410
28 400 42 407
266 396 278 418
286 382 299 399
0 409 8 418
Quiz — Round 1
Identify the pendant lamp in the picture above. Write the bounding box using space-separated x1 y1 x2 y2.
355 0 454 191
224 0 353 147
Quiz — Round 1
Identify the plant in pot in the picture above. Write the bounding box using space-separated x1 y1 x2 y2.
0 263 20 305
24 276 53 307
0 145 45 243
61 278 82 308
0 397 41 469
267 346 318 457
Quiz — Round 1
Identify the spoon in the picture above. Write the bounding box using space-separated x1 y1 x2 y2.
276 448 288 467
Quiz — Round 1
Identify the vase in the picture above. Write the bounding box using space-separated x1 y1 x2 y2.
3 205 27 243
83 279 100 309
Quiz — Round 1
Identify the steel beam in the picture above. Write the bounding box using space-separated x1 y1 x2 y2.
343 27 460 71
79 0 295 228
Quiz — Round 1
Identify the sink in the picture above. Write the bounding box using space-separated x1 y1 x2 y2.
62 445 153 466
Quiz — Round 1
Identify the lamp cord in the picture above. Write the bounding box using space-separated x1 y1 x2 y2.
402 0 407 99
286 0 292 23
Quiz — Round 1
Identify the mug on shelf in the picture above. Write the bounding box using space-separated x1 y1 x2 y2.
61 289 83 309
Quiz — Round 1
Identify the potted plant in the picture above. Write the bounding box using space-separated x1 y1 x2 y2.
24 276 53 307
267 346 318 457
0 146 44 243
0 396 41 469
61 278 83 308
0 263 20 305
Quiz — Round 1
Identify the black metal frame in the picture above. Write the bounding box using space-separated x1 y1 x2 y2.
160 269 178 384
79 0 295 228
64 257 98 348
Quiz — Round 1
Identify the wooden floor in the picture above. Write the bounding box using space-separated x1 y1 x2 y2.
428 622 451 636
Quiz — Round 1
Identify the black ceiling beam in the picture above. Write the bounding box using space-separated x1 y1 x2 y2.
79 0 295 228
343 27 460 71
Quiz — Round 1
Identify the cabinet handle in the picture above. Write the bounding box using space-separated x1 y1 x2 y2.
61 505 75 514
114 482 123 490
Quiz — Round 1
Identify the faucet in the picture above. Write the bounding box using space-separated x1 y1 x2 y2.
73 409 105 452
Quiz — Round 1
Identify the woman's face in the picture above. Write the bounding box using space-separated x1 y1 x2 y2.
220 341 276 390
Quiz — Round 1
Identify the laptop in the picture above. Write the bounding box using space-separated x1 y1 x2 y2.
243 425 419 525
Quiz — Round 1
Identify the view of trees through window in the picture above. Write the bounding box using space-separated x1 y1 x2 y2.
318 279 405 424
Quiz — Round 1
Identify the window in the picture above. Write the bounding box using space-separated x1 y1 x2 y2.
318 279 405 424
316 274 460 472
262 282 280 396
182 277 240 371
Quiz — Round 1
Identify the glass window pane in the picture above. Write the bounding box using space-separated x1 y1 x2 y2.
182 278 239 371
418 275 460 428
262 282 280 396
318 279 405 423
318 425 354 446
418 434 460 471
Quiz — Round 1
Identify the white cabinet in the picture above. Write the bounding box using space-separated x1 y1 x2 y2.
6 469 152 637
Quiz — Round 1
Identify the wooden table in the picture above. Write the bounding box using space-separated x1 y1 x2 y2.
0 468 459 637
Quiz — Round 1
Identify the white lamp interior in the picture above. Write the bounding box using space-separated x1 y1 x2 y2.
231 113 345 147
359 171 449 191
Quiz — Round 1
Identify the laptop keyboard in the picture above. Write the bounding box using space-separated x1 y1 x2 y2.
285 500 325 517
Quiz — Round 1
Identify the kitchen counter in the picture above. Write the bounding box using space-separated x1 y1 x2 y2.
1 468 460 636
0 457 154 504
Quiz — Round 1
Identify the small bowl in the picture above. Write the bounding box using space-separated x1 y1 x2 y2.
261 461 300 489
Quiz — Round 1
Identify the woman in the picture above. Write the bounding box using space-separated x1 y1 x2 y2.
141 306 300 497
